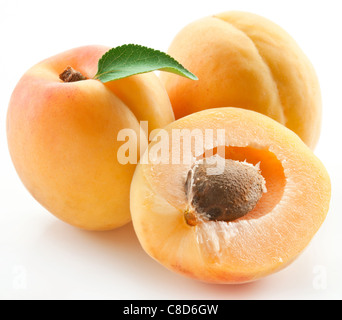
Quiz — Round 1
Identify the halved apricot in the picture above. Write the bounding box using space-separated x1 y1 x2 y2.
130 107 331 283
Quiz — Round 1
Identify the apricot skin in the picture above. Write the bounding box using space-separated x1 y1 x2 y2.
130 107 331 284
7 45 174 231
161 11 322 149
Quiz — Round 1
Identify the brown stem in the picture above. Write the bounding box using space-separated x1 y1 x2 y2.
59 66 87 82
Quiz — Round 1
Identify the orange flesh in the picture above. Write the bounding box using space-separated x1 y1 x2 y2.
130 107 331 283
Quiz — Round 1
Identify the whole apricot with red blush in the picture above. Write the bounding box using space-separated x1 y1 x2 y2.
7 45 175 230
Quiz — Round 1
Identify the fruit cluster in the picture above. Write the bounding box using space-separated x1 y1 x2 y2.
7 11 331 284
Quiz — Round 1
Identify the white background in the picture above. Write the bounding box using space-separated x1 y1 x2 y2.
1 0 341 300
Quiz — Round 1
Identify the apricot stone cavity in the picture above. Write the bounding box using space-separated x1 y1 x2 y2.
185 156 267 225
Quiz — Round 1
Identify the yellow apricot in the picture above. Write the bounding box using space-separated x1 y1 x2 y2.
161 11 322 149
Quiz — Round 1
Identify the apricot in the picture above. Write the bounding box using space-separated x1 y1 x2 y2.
130 107 331 283
7 45 174 231
161 11 322 149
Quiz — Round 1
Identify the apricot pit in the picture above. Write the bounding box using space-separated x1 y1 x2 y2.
185 156 266 225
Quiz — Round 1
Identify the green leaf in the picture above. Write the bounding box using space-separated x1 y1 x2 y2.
94 44 198 83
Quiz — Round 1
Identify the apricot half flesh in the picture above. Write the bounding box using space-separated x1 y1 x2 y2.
130 108 331 283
